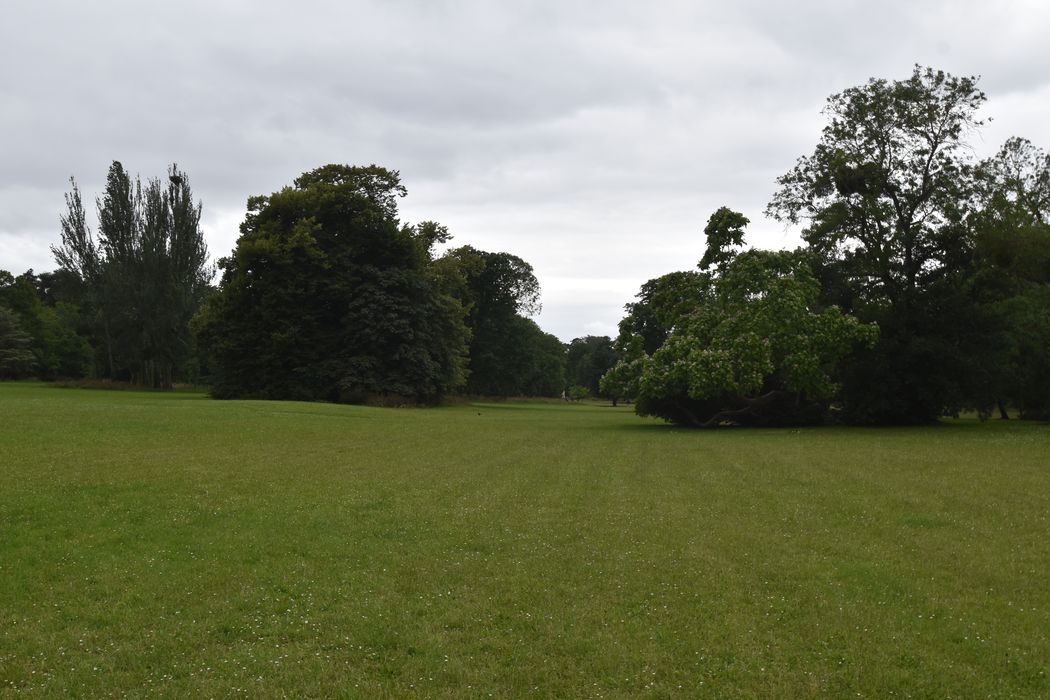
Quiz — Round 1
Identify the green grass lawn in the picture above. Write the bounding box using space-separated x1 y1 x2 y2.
1 382 1048 697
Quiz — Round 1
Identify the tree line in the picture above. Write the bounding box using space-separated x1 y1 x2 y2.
2 65 1047 425
602 67 1050 426
1 162 610 400
2 163 211 387
193 164 573 402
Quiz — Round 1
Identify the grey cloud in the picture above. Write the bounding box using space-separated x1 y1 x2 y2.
2 0 1049 340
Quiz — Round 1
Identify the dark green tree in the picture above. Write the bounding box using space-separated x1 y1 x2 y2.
195 164 469 403
52 161 211 387
970 137 1050 419
0 270 92 379
565 335 616 397
0 304 35 378
614 270 707 356
435 245 561 396
138 168 213 387
505 316 567 397
767 66 993 423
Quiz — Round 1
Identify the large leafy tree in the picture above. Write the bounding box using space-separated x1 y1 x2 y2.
767 66 995 423
602 209 755 406
434 245 562 396
970 137 1050 419
195 165 469 403
605 207 875 427
52 161 211 387
633 248 876 427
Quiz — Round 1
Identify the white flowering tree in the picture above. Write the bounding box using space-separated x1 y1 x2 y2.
632 248 877 427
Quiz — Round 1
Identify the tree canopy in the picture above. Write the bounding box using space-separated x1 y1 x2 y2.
565 335 616 398
766 66 1009 423
195 165 470 403
0 270 92 380
52 161 211 387
969 137 1050 419
8 65 1047 427
0 303 35 378
433 245 563 397
607 207 877 427
608 64 1050 427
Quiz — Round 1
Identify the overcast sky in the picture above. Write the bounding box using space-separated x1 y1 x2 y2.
2 1 1048 340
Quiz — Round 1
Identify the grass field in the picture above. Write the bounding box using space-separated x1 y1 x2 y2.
1 382 1048 697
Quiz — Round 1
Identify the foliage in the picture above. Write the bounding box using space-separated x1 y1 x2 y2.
0 305 35 378
767 66 986 293
435 245 562 396
634 248 877 427
970 137 1050 419
767 66 996 423
458 312 564 398
437 246 541 319
565 335 616 397
566 384 590 401
0 270 92 379
614 270 707 356
513 317 567 397
195 164 469 403
598 344 645 403
698 206 750 270
52 161 212 388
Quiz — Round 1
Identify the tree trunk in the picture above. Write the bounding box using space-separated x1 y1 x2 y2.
699 391 792 428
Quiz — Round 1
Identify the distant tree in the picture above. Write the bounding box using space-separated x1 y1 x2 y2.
767 66 993 423
565 335 616 398
566 385 589 401
0 272 42 339
435 245 562 396
30 268 88 307
139 169 213 387
502 315 566 397
195 164 469 403
439 246 540 318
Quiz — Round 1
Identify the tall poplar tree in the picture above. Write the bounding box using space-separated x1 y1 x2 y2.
52 161 211 387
